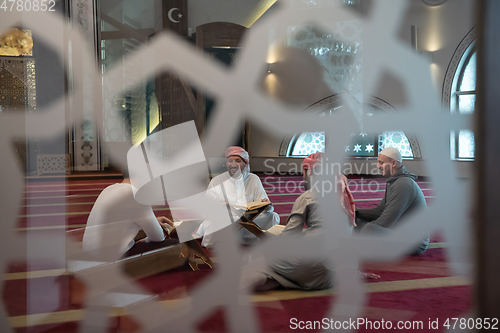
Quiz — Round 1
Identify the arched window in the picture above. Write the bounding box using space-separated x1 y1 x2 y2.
450 43 476 159
378 131 414 158
291 132 325 156
288 130 415 158
285 99 417 158
443 27 476 160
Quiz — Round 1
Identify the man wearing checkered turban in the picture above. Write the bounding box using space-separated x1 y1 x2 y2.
196 146 280 247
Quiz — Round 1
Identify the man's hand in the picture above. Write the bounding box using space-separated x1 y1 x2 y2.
136 238 147 244
261 198 269 203
157 216 174 227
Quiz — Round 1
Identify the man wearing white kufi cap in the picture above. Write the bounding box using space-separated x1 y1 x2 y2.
355 147 429 254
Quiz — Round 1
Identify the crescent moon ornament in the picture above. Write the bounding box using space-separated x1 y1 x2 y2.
168 8 180 23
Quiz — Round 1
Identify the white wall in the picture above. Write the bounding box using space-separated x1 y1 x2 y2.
248 0 476 177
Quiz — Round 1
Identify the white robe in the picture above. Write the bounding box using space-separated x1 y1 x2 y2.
197 171 280 247
82 183 165 261
266 189 335 290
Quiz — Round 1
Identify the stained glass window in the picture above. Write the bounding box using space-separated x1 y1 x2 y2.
378 131 413 158
288 104 415 158
289 130 414 158
291 132 325 156
451 43 476 159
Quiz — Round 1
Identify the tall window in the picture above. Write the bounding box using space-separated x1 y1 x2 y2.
450 43 476 159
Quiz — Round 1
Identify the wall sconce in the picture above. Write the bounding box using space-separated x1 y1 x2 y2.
267 63 273 74
411 25 434 63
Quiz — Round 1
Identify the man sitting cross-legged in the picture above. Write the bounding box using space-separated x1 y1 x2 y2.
355 147 429 255
249 152 378 291
82 169 179 260
196 146 280 248
253 152 360 290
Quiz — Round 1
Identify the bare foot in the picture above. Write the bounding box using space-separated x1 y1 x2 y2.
360 272 380 279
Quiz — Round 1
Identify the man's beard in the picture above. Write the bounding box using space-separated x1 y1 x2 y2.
228 167 242 178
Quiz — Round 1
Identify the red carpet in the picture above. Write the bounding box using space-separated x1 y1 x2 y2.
5 174 469 332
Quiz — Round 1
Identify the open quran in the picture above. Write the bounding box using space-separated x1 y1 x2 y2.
229 200 270 211
238 222 285 238
161 223 177 236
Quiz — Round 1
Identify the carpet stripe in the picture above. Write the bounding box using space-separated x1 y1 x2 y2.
22 179 431 186
365 276 470 293
274 198 436 216
17 197 419 209
427 242 447 249
24 194 99 200
21 202 96 208
4 269 68 281
24 189 104 193
25 182 115 188
7 276 469 328
9 310 83 328
261 180 433 184
345 188 432 193
364 262 450 276
20 188 433 207
17 196 435 218
26 185 416 194
4 243 447 279
16 224 87 231
22 189 431 200
249 276 469 303
22 182 430 194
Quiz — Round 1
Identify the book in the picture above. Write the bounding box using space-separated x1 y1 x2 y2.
265 224 285 236
229 201 271 211
161 223 177 236
161 220 194 237
237 222 285 238
135 220 195 241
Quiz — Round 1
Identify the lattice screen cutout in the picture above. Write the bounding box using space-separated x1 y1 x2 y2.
37 154 70 175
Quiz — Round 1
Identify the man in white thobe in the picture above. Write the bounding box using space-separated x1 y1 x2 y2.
197 146 280 247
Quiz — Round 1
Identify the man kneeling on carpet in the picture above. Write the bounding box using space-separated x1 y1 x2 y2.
252 152 357 291
196 146 280 248
82 168 179 260
354 147 429 255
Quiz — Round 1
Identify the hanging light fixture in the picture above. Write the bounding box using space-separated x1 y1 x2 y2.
422 0 447 6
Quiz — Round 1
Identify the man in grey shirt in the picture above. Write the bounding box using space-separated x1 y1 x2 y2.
253 152 335 291
356 147 429 254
